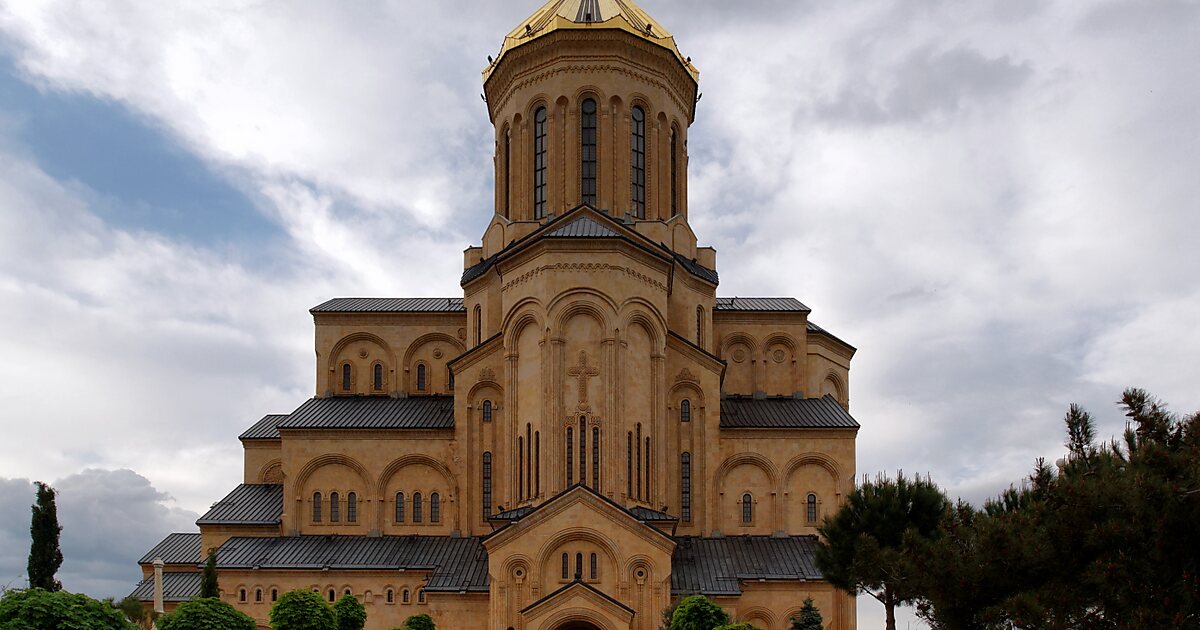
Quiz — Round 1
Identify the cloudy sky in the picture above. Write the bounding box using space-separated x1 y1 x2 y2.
0 0 1196 625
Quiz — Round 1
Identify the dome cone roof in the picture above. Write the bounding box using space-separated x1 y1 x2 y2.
485 0 698 81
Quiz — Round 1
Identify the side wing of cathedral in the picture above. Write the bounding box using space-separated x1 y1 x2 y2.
132 2 860 629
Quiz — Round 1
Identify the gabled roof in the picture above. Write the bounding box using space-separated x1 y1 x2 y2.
129 572 202 603
484 483 676 541
196 484 283 526
520 579 635 616
462 206 718 287
714 297 810 313
138 533 201 565
671 536 824 596
278 396 455 431
310 298 465 314
214 535 489 592
240 414 287 440
720 395 859 429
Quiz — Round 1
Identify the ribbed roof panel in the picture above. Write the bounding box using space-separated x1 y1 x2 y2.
545 215 623 238
310 298 466 314
239 414 287 440
278 396 455 431
129 572 202 602
720 395 860 429
714 297 810 312
671 536 823 596
196 484 283 525
138 533 202 565
214 536 489 592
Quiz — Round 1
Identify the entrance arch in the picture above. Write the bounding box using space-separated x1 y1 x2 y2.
553 623 603 630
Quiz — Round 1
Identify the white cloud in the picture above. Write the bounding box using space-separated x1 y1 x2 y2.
0 1 1196 626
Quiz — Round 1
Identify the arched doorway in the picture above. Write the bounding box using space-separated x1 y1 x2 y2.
553 622 603 630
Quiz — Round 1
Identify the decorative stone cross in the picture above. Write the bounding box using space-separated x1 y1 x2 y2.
567 351 600 404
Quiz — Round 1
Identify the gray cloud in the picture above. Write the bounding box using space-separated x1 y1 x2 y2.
0 470 198 598
1 0 1198 627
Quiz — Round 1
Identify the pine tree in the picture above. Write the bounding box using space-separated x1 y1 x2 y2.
27 481 63 591
200 550 219 598
789 598 823 630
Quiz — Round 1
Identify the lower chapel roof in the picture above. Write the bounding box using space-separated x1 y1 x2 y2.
197 484 284 526
240 394 857 439
133 534 824 601
138 532 201 565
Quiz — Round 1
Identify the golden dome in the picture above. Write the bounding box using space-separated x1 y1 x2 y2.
485 0 698 81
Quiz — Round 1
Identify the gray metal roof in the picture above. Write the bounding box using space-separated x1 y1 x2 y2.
807 320 856 350
278 396 455 431
673 252 720 285
310 298 466 314
714 297 810 312
129 572 202 603
197 484 283 526
240 414 287 440
671 536 824 596
720 395 860 429
630 506 679 522
215 536 489 592
138 533 202 565
545 215 623 238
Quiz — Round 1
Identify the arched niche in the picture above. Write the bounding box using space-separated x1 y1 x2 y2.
327 333 395 396
402 333 465 395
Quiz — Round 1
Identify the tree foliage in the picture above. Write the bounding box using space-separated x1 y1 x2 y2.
789 598 823 630
200 550 219 599
0 588 135 630
714 623 761 630
269 589 336 630
400 613 435 630
332 594 367 630
110 595 154 630
27 482 63 592
815 471 948 630
156 597 256 630
669 595 730 630
911 389 1200 629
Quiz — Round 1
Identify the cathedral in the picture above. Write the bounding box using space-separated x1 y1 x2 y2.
132 1 860 628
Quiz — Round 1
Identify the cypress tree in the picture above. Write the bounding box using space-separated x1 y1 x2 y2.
200 550 220 598
27 481 63 591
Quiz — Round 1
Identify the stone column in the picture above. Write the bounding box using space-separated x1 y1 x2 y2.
152 557 165 614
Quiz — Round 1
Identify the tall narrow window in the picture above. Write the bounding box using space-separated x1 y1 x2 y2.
670 127 679 216
580 98 597 205
681 453 692 522
631 106 646 219
681 399 691 422
561 553 569 580
518 436 525 501
807 493 818 523
742 493 753 524
416 364 427 392
575 553 584 580
645 436 652 500
240 588 247 603
395 492 405 523
330 492 340 523
526 423 533 499
386 589 394 604
418 590 425 604
635 423 642 499
579 416 587 484
474 305 482 346
503 128 511 218
413 492 423 523
482 453 493 517
534 431 541 497
402 589 410 604
430 492 441 523
341 364 351 391
373 363 384 391
347 492 357 523
533 107 548 219
696 306 704 346
483 400 493 423
627 432 633 496
313 492 322 523
592 426 600 489
566 427 574 486
589 553 598 580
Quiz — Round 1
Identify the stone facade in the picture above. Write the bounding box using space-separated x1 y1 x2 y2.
134 2 860 629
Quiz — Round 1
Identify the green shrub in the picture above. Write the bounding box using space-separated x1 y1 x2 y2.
332 594 366 630
0 588 135 630
269 589 336 630
716 623 762 630
401 613 436 630
157 597 256 630
669 595 730 630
